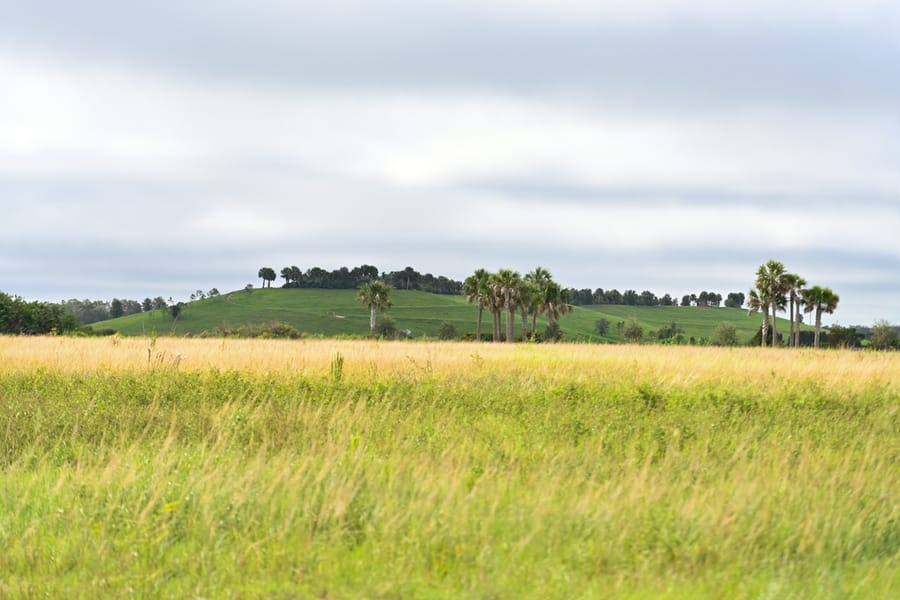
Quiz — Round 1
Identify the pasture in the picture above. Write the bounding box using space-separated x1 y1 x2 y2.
89 287 796 343
1 337 897 598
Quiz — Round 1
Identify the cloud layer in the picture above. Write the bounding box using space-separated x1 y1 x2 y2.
1 1 897 325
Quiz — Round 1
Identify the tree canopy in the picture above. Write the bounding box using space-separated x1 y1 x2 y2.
0 292 78 335
357 281 393 334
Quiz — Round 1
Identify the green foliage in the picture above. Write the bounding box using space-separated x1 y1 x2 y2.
195 322 303 339
169 302 184 319
330 352 344 381
373 316 398 339
749 325 781 347
258 266 277 288
869 319 898 350
110 298 124 318
60 298 111 324
0 291 79 335
656 321 684 343
623 318 644 343
724 292 745 308
594 318 610 336
826 325 863 349
544 320 562 342
438 321 458 340
713 322 738 346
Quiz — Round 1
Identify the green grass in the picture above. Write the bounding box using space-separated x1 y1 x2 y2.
1 344 897 598
91 288 800 343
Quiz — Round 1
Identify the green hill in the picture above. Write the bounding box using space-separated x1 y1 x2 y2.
91 288 804 344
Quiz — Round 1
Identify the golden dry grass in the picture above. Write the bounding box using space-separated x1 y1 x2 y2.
2 335 897 392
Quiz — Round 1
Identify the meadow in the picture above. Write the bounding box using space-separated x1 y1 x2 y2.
0 337 897 598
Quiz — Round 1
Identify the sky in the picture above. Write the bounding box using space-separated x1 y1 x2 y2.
1 0 898 326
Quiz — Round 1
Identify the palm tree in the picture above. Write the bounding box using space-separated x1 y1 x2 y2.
755 260 787 347
357 281 392 334
803 286 839 348
782 273 806 347
493 269 522 343
464 269 491 342
486 273 504 342
518 279 536 340
289 265 303 287
542 281 568 322
524 267 553 337
747 288 769 347
258 267 276 288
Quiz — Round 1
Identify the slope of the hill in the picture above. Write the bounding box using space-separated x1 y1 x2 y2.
91 288 803 344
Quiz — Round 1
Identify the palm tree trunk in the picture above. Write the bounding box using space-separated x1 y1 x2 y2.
770 293 778 347
476 306 483 341
531 311 538 337
521 306 528 340
814 308 822 348
370 305 376 333
761 305 769 347
492 309 500 342
506 308 515 343
788 296 795 348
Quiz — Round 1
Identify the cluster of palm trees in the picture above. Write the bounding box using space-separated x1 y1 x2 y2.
464 267 571 343
748 260 839 348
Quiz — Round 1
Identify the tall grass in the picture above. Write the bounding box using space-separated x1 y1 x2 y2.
0 337 897 598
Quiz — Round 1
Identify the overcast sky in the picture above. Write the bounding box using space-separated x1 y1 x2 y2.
2 0 898 325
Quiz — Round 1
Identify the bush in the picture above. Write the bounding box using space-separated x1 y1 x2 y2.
869 320 898 350
825 325 862 349
713 322 738 346
258 322 303 339
374 317 398 339
544 321 562 342
438 321 458 340
622 319 643 343
594 319 610 336
199 321 303 339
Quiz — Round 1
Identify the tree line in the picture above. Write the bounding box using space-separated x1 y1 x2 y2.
1 292 78 335
59 291 221 325
566 288 745 309
262 266 748 311
258 265 463 295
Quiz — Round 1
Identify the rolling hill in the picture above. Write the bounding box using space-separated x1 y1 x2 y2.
90 288 805 344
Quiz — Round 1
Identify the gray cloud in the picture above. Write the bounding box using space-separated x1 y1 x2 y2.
1 1 897 326
1 1 896 110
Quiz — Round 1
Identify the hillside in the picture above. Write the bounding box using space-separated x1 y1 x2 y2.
90 288 804 344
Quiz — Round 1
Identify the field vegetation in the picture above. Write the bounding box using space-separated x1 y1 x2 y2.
1 337 896 598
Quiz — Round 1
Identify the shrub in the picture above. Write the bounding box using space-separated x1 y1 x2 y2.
438 321 458 340
623 319 643 343
200 321 303 339
374 317 398 339
258 322 303 339
594 319 610 336
869 320 898 350
713 322 738 346
544 321 562 342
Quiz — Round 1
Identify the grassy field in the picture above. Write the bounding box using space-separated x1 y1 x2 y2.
90 288 801 344
1 337 896 598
